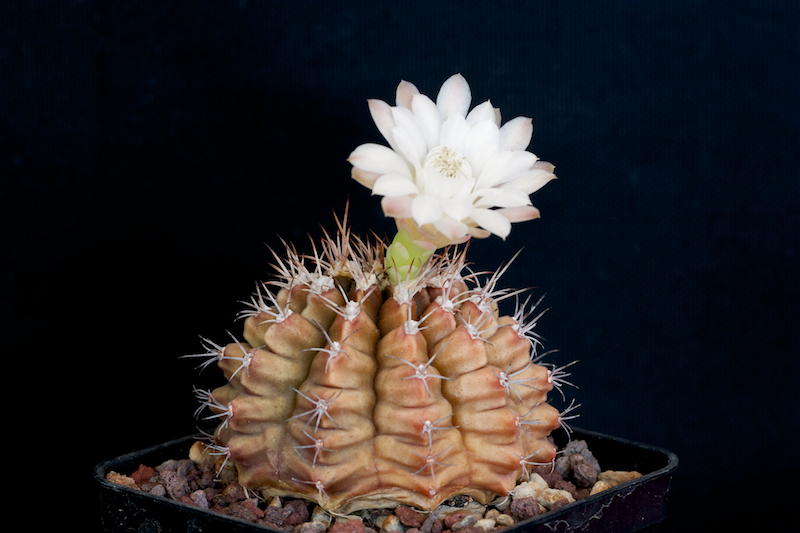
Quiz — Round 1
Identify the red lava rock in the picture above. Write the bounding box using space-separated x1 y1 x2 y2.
130 464 156 485
573 461 598 488
223 480 247 503
553 479 577 498
329 519 366 533
190 489 209 509
282 500 310 528
443 512 468 529
510 497 542 520
549 499 569 510
396 506 426 528
159 469 189 500
228 501 259 522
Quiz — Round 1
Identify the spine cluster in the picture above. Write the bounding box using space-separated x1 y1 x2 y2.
186 222 575 514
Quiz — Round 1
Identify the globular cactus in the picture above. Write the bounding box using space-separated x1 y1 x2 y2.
187 221 574 513
186 74 573 514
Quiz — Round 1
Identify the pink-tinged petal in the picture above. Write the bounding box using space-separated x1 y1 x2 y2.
498 116 533 151
466 100 496 126
499 169 556 195
348 143 412 177
372 173 420 197
432 215 470 242
469 208 512 239
496 205 541 223
466 225 492 239
411 195 443 226
411 94 442 151
367 99 397 145
533 160 556 175
436 74 471 120
351 167 381 189
396 80 420 109
381 195 413 218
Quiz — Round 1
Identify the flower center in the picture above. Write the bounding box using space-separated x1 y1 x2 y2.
424 146 472 180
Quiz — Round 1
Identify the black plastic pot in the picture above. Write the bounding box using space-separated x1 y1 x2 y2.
94 427 677 533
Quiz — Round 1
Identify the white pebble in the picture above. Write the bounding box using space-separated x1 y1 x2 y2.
536 488 575 509
474 518 496 531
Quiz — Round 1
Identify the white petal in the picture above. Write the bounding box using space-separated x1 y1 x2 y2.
438 113 470 154
348 143 412 177
381 195 414 218
498 116 533 151
470 208 512 239
396 80 420 109
474 151 513 190
367 99 397 146
411 195 443 226
372 173 420 197
466 100 496 126
472 187 531 208
351 167 381 189
533 160 556 174
496 206 541 223
436 74 471 120
500 169 556 195
464 120 500 176
440 198 473 221
391 106 428 164
466 226 492 239
433 215 470 242
411 94 442 151
391 126 426 170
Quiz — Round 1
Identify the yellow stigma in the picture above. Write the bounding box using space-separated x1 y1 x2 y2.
426 146 471 180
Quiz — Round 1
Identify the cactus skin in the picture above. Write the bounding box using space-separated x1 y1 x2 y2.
193 227 563 514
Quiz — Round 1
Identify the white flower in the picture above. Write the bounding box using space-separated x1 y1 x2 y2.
349 74 556 244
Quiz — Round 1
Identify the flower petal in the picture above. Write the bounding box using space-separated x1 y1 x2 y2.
470 208 512 239
500 168 556 195
498 116 533 151
472 187 531 208
348 143 412 178
381 195 414 218
411 94 442 151
372 173 420 197
438 113 470 154
440 198 473 221
433 215 470 242
436 74 471 120
391 106 428 165
351 167 381 189
368 98 397 147
411 195 443 226
496 205 541 223
396 80 420 109
466 100 496 126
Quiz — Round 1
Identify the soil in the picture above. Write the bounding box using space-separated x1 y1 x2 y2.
105 439 642 532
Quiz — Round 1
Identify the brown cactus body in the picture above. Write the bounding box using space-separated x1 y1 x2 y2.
193 229 563 513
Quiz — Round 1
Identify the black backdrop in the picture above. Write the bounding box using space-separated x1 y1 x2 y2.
2 1 798 531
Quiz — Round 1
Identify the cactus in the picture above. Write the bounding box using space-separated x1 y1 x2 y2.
186 74 573 514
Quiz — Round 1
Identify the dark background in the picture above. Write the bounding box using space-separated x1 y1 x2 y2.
2 1 798 531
